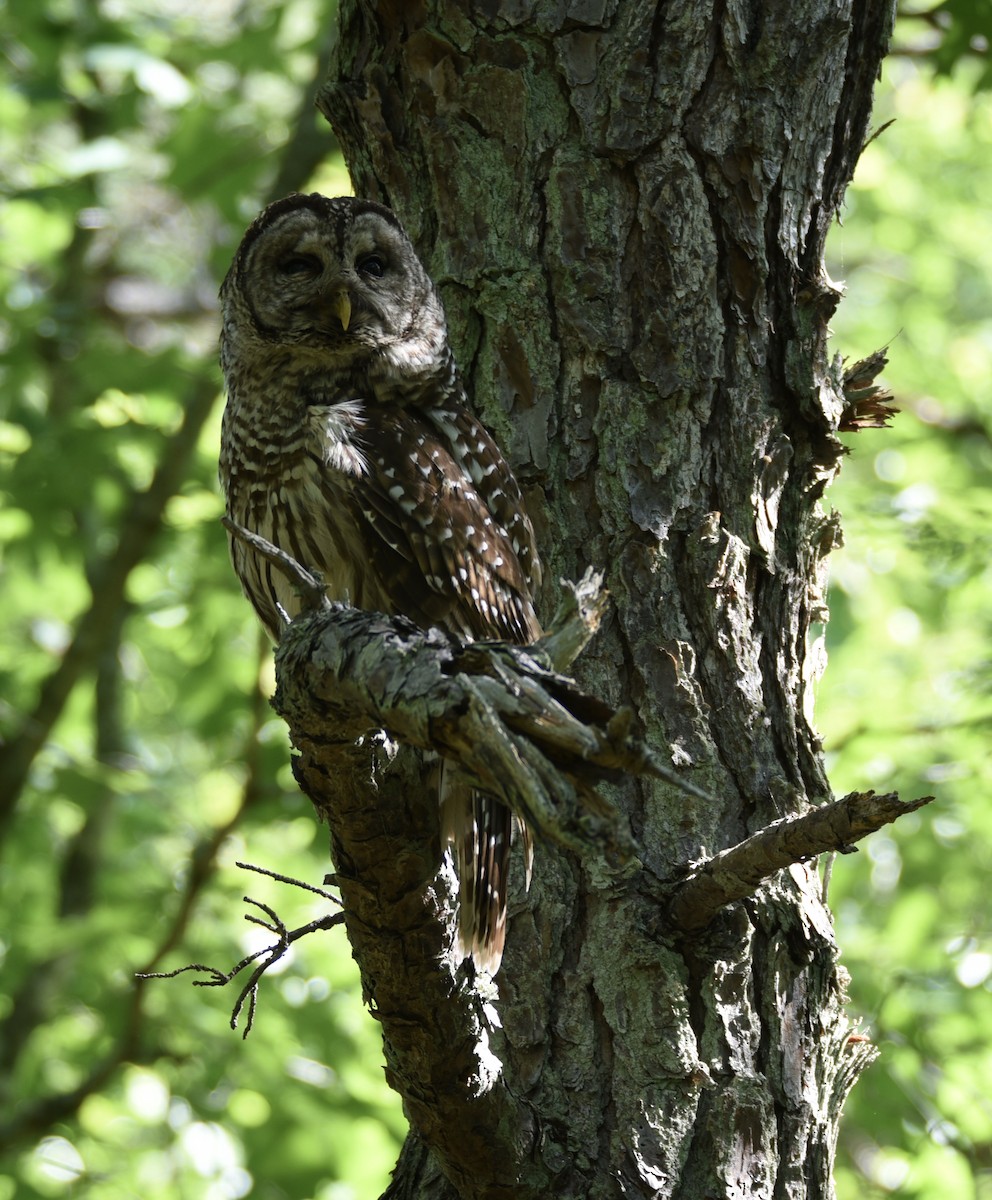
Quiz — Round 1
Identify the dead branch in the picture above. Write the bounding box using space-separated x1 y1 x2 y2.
220 518 711 866
668 789 935 933
138 867 345 1037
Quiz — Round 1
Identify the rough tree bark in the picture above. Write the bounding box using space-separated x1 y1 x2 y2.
271 2 907 1197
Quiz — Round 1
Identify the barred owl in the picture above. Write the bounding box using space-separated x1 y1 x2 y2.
219 193 542 974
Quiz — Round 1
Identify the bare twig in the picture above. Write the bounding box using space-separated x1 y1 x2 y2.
138 860 346 1037
236 860 342 903
668 789 935 933
139 906 345 1038
861 117 896 153
222 516 331 618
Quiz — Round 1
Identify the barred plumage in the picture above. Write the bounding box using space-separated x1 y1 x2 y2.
219 193 541 973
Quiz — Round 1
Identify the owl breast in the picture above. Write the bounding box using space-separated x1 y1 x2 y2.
223 396 385 639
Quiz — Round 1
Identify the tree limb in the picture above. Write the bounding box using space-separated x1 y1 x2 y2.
667 790 936 933
275 609 641 864
217 517 712 839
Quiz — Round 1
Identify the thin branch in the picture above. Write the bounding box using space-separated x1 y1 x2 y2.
236 859 342 904
896 5 947 29
829 710 992 753
861 118 897 154
668 789 936 933
0 606 129 1081
139 907 346 1038
221 515 330 618
266 26 342 200
274 598 713 864
138 650 271 977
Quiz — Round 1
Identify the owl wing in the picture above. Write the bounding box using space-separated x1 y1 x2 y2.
347 404 541 645
344 403 539 971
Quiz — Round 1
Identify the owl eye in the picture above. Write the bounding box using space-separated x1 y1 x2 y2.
357 254 386 278
278 253 321 277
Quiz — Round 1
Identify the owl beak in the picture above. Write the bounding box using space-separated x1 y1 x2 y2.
331 289 352 332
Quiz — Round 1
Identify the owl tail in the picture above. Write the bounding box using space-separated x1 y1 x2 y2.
440 765 533 975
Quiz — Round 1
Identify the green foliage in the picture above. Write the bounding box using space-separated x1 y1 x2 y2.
823 60 992 1199
0 2 402 1198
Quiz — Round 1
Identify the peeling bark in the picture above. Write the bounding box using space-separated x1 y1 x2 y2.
273 2 898 1196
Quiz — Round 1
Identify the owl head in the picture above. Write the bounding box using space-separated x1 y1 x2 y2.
220 194 447 371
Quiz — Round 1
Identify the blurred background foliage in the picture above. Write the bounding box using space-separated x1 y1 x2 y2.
824 29 992 1200
0 1 989 1198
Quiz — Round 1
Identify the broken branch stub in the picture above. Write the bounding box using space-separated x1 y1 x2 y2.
668 789 935 933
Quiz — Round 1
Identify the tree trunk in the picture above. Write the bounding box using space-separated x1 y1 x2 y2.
277 2 898 1196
